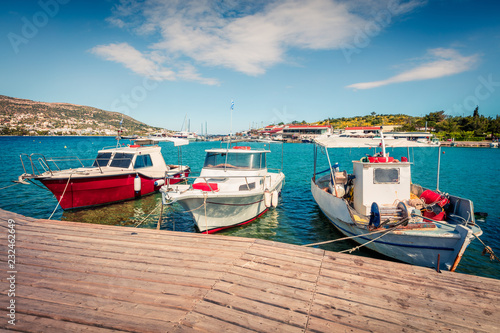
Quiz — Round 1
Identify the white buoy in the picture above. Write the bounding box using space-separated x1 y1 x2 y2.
264 190 272 208
134 174 141 193
271 190 279 207
154 179 165 186
335 185 345 198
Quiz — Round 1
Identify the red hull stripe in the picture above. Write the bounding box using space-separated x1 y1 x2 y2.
202 208 269 234
40 171 188 210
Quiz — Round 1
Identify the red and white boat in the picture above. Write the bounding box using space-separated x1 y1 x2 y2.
19 138 190 210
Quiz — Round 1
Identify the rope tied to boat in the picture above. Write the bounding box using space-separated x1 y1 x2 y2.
48 173 72 220
134 201 162 228
302 217 409 248
340 218 410 254
0 182 21 191
475 235 500 263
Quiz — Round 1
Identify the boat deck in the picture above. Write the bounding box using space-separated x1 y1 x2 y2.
1 208 499 332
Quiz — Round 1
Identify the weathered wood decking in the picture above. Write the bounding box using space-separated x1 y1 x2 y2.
1 208 499 332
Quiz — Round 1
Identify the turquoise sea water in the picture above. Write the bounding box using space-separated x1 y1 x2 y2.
1 136 499 279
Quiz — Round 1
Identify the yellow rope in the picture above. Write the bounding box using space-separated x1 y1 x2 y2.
474 235 500 263
134 201 162 228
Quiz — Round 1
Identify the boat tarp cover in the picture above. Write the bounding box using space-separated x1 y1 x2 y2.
314 136 439 148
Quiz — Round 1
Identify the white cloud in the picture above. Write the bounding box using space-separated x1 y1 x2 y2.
94 0 426 83
346 48 479 90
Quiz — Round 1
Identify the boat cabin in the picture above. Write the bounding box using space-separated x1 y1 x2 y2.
352 158 411 215
202 147 269 171
92 143 167 172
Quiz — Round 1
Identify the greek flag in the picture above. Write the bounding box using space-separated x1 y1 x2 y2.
231 100 234 110
120 116 123 126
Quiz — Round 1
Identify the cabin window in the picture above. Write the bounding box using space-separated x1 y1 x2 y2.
204 152 265 170
93 152 112 167
134 154 153 169
110 153 133 168
373 168 400 184
239 182 256 191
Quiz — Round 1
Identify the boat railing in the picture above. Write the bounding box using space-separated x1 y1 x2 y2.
19 153 97 177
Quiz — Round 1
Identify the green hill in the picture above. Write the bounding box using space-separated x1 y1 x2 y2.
0 95 162 136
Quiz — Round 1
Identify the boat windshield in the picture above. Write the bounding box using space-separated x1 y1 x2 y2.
109 153 134 168
93 152 112 167
204 152 266 170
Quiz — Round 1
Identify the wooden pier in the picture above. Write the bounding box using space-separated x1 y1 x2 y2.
1 208 499 332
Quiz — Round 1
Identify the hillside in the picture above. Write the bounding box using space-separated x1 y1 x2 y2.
0 95 162 136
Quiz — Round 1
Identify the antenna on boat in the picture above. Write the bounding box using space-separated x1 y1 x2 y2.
227 99 234 149
436 146 441 191
379 127 386 157
116 115 124 148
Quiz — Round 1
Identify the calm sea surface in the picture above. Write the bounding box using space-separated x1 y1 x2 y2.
1 136 499 279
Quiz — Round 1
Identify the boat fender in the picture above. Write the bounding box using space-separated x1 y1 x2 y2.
271 190 279 207
134 174 141 193
154 179 165 186
264 190 272 208
369 202 381 228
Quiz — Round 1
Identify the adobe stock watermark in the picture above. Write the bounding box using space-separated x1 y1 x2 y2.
341 1 409 64
270 106 296 125
447 74 500 115
7 0 70 54
110 76 161 116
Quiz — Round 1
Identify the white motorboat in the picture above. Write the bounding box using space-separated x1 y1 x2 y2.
311 132 482 271
161 146 285 233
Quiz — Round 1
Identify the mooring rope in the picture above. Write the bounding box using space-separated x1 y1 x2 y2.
302 226 394 247
302 218 409 251
48 173 72 220
134 201 162 228
474 235 500 263
0 182 20 191
340 221 407 254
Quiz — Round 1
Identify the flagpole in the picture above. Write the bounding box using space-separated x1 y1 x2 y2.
229 100 234 146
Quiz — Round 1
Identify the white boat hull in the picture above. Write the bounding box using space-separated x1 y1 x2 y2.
166 174 284 233
311 178 480 271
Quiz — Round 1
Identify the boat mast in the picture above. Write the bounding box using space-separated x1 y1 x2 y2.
380 128 386 157
436 146 441 191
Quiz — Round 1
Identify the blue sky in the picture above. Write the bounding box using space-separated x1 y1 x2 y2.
1 0 499 134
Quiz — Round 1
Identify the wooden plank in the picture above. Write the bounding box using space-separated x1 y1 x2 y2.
12 284 188 322
13 228 250 260
17 274 200 311
191 299 304 333
318 264 500 311
310 292 491 333
220 271 314 302
322 252 500 293
201 289 308 328
15 250 228 285
314 276 498 332
0 296 176 332
12 238 240 267
15 256 221 290
176 311 257 333
213 280 311 314
0 311 124 333
306 315 371 333
12 264 209 299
